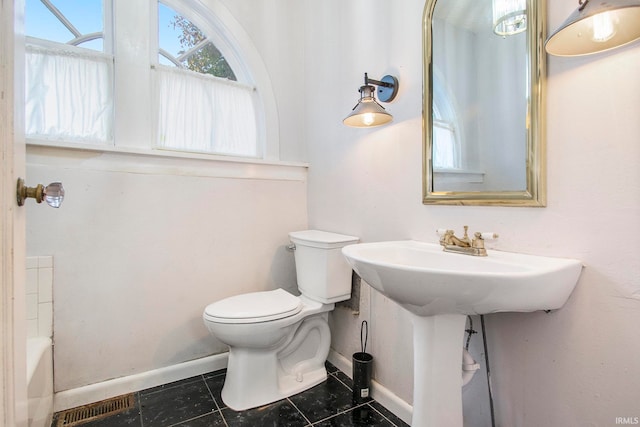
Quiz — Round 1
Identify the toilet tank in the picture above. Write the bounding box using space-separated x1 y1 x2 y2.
289 230 359 304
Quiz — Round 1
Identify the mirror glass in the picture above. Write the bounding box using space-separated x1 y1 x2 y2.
423 0 546 206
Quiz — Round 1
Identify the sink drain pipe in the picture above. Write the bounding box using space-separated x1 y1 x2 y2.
462 316 480 387
460 316 496 427
462 348 480 386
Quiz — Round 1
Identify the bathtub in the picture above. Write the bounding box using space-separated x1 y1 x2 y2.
27 337 53 427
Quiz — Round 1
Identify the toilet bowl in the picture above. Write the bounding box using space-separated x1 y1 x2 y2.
202 230 359 411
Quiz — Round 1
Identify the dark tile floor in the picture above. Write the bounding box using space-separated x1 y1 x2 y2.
51 362 409 427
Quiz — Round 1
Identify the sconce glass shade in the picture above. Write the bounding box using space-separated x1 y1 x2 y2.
343 85 393 128
546 0 640 56
493 0 527 36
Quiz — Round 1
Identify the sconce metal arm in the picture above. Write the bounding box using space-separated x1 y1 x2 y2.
364 73 394 88
362 72 399 102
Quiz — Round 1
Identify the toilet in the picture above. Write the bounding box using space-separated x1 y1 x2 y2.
202 230 359 411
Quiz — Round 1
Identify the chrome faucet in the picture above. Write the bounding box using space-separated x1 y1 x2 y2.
438 226 498 257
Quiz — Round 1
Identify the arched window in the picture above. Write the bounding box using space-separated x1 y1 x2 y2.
24 0 260 158
158 3 235 80
155 2 257 156
432 76 461 170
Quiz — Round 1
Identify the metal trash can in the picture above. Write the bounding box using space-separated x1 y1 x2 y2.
352 321 373 403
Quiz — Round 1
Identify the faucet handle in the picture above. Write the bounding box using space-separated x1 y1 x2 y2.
478 232 499 240
472 232 499 250
435 228 451 237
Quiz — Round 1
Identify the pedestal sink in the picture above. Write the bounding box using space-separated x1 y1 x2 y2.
342 240 582 427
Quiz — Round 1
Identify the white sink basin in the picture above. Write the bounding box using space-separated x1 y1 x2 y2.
342 240 582 316
341 240 582 427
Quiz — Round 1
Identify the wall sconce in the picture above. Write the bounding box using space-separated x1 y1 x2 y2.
493 0 527 36
545 0 640 56
343 73 399 128
17 178 65 208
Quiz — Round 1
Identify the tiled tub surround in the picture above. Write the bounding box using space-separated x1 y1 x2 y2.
51 363 409 427
26 256 55 427
26 256 54 338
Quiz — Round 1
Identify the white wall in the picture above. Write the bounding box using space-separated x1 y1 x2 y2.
476 28 527 192
26 149 307 392
22 1 640 424
432 16 527 192
304 1 640 426
218 0 307 162
432 18 480 174
24 0 310 393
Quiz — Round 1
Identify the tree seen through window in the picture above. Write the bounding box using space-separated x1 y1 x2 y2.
160 4 236 80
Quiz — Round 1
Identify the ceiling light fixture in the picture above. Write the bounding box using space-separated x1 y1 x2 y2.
493 0 527 36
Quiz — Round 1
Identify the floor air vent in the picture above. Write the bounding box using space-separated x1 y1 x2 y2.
56 393 135 426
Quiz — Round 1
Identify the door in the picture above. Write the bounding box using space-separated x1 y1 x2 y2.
1 0 28 425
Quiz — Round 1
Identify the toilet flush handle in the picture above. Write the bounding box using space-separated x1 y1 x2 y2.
287 244 296 251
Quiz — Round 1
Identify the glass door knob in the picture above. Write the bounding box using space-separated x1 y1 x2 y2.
17 178 65 208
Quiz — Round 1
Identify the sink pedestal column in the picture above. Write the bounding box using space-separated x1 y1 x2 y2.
411 313 467 427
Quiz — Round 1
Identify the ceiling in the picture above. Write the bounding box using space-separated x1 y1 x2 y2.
433 0 493 33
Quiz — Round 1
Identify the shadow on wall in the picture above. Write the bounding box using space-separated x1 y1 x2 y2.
336 271 361 314
157 315 226 366
150 240 302 366
272 244 301 296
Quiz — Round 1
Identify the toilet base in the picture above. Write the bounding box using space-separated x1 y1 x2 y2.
220 314 332 411
222 355 327 411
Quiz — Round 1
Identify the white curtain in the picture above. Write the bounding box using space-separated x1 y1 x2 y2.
25 44 113 143
156 65 257 157
433 121 459 169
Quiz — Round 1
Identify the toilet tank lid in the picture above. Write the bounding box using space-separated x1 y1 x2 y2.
289 230 359 249
204 289 302 323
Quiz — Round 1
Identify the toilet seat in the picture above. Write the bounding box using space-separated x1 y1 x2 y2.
204 289 302 324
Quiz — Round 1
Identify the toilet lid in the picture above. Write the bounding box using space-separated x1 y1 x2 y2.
204 289 302 324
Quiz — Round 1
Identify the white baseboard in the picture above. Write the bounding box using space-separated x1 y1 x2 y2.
54 349 413 424
54 353 228 412
328 350 413 425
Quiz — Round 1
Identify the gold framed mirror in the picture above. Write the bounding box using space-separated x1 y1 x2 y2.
422 0 546 206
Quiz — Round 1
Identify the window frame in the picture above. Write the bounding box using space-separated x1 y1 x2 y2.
431 76 462 170
24 0 277 162
152 0 259 158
